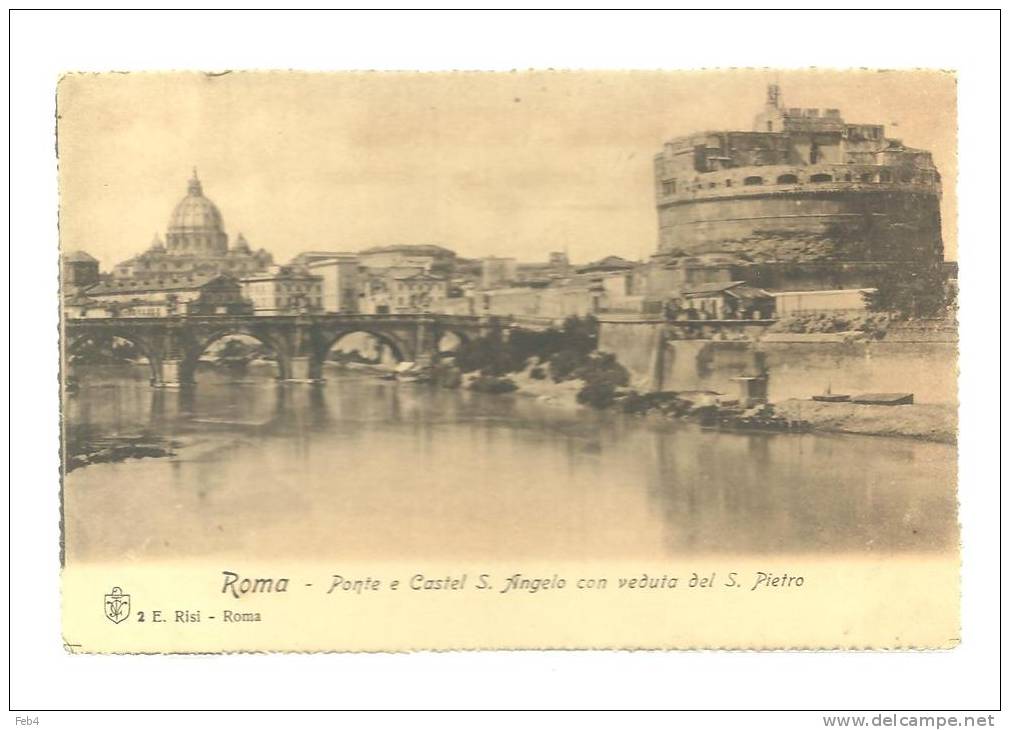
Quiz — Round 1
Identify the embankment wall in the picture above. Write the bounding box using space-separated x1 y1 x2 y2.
597 321 665 391
598 321 957 404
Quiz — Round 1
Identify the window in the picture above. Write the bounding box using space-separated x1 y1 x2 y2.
776 174 798 184
860 173 874 183
878 170 892 183
743 176 764 186
809 173 832 183
725 179 733 187
661 180 676 195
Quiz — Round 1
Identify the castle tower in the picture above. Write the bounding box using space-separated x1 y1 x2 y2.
653 85 943 282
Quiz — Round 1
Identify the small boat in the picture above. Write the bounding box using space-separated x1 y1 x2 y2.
812 393 850 402
812 382 850 403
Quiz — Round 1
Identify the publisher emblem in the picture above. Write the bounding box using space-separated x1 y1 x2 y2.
104 587 131 624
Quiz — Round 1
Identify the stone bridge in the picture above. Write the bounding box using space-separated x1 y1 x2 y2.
63 313 505 386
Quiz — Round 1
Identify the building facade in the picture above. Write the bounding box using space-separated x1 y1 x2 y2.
388 272 448 313
358 244 456 275
480 257 518 289
359 276 393 315
81 273 252 318
304 255 361 313
240 266 323 315
480 253 572 289
480 284 601 321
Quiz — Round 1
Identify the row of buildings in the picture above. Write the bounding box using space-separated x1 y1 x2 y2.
56 176 863 323
62 174 458 319
62 238 793 322
61 171 642 320
63 85 948 324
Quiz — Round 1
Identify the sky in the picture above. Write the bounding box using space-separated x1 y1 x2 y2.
57 69 957 269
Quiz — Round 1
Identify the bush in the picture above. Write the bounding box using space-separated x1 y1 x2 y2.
455 330 515 376
506 328 562 364
574 351 630 389
576 382 618 409
468 375 518 394
618 391 691 416
548 348 585 382
454 316 600 378
767 311 894 337
560 314 598 354
529 366 546 380
863 261 953 318
571 352 630 410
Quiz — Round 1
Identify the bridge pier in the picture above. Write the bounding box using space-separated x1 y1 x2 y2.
154 359 190 388
284 356 321 384
413 320 438 368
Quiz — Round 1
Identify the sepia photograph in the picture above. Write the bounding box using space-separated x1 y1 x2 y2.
55 68 962 652
8 7 1003 723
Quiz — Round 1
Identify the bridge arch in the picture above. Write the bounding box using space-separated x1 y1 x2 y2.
312 328 413 379
435 327 472 356
65 331 161 384
181 327 293 383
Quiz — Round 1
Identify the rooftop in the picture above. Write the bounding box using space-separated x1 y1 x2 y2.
576 255 637 273
88 273 237 294
359 244 456 257
63 250 98 264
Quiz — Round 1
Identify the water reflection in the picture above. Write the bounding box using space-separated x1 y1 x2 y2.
63 364 958 563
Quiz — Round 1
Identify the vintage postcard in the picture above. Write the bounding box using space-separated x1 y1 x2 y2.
58 69 959 652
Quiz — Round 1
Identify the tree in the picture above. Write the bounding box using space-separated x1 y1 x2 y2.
561 314 598 353
455 315 602 378
863 262 953 318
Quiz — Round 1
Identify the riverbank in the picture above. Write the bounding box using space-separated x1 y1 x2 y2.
502 368 584 409
64 433 180 472
770 399 957 444
462 363 956 444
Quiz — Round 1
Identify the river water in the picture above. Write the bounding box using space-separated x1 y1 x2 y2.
63 364 958 564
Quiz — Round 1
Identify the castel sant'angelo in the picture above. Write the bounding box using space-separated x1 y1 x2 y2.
651 85 943 292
